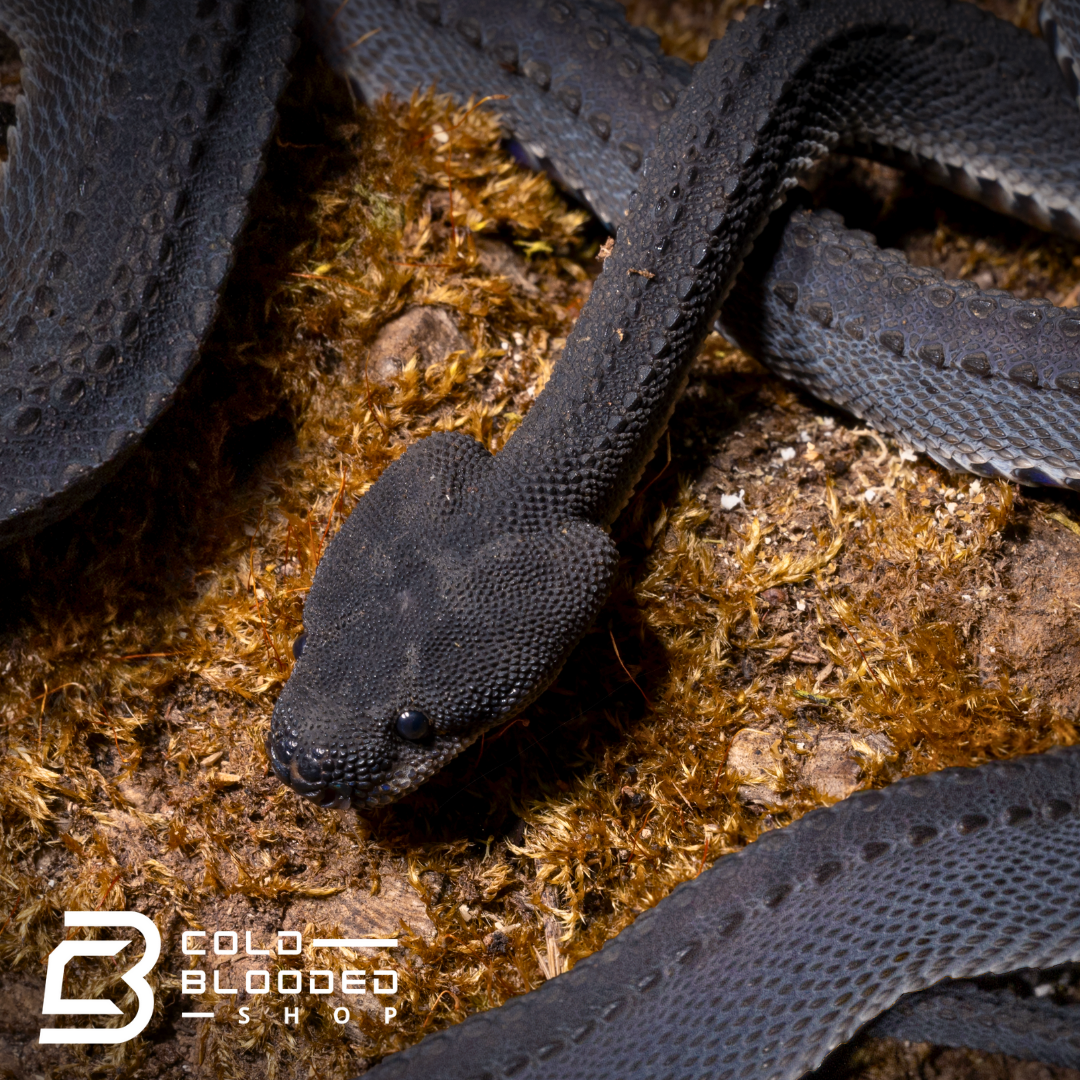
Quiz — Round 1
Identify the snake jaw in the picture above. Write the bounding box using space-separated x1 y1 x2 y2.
267 430 619 807
267 686 485 808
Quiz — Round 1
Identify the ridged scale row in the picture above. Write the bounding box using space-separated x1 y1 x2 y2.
365 747 1080 1079
0 0 297 544
722 209 1080 488
314 0 691 230
501 0 1045 524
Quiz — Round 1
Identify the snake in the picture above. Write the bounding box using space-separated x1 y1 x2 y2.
274 0 1080 811
0 0 1078 1076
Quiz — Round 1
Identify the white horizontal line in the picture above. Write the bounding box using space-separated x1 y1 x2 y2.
311 938 399 949
182 1012 215 1019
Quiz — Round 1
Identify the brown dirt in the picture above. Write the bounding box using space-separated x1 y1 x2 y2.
0 3 1076 1079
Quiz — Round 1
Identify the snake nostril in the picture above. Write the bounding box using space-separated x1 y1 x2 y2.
395 708 430 741
315 786 351 809
268 744 290 783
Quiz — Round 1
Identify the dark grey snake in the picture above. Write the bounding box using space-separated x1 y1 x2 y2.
1 1 1079 1077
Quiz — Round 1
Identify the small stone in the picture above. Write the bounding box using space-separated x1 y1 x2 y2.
366 306 470 382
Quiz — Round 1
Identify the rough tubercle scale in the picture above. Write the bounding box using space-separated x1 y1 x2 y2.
0 0 299 545
362 748 1080 1079
864 981 1080 1068
269 430 619 807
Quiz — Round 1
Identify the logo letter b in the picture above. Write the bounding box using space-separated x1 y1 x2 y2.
40 912 161 1045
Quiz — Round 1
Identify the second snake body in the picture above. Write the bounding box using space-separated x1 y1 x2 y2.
360 747 1080 1079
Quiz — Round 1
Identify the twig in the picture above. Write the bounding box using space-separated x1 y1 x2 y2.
249 512 285 672
609 628 651 708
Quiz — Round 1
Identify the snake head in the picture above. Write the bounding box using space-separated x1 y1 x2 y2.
268 431 617 808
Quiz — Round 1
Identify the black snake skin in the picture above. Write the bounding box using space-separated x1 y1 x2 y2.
358 748 1080 1079
0 0 296 544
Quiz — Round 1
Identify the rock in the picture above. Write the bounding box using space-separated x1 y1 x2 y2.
727 727 787 809
474 237 541 297
799 734 864 801
799 731 894 802
366 305 469 382
286 875 435 945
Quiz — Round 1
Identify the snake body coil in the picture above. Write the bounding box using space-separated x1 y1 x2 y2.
0 0 295 544
361 747 1080 1079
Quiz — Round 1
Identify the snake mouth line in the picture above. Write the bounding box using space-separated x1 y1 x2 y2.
267 727 474 809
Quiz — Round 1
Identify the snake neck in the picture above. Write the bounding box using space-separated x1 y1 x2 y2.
494 0 1080 524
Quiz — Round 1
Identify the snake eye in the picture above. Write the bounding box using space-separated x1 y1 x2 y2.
395 709 430 741
292 632 306 660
